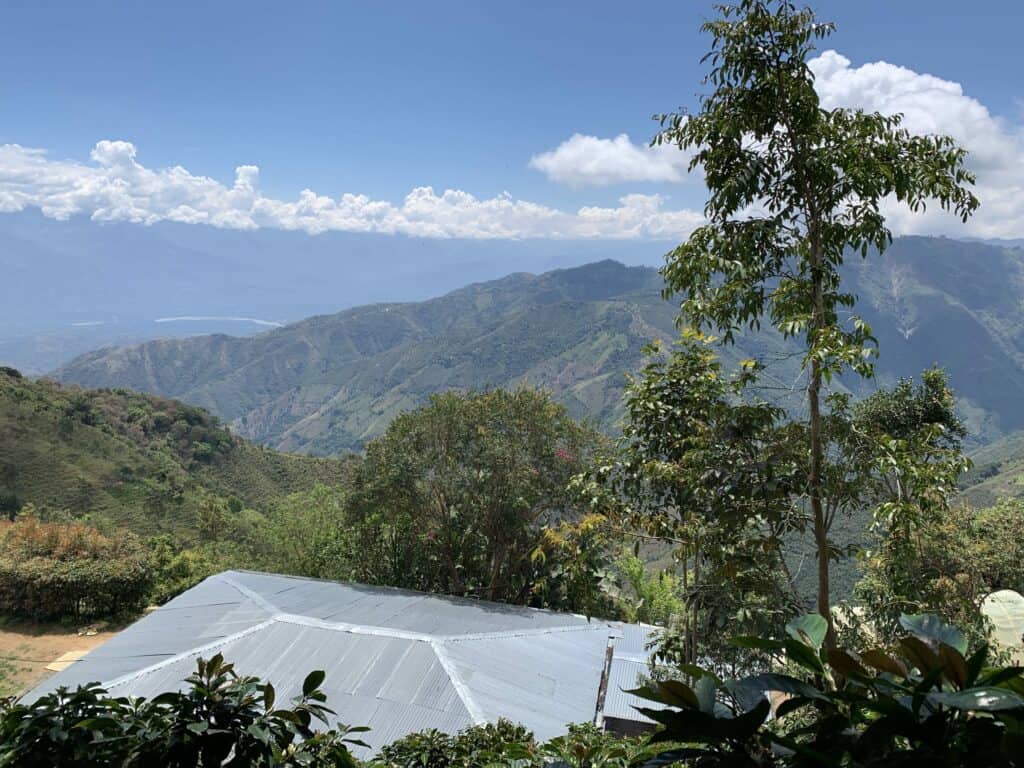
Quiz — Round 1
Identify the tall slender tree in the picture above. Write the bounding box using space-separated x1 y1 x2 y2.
656 0 978 645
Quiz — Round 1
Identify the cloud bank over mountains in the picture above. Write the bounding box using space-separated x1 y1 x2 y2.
0 50 1021 240
0 141 703 240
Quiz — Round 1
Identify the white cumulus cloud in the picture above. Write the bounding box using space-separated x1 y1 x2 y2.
811 50 1024 239
0 141 702 240
4 50 1021 241
532 52 1024 240
528 133 692 186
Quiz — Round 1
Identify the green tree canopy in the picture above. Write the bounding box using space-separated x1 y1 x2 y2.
656 0 978 645
581 334 803 665
344 388 612 612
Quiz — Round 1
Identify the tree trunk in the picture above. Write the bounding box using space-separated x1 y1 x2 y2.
808 242 835 650
486 543 506 602
808 357 834 648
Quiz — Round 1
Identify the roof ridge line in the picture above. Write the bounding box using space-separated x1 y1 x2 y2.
220 572 614 644
273 612 435 642
430 640 487 725
102 618 277 691
439 622 612 642
221 569 600 621
219 573 282 615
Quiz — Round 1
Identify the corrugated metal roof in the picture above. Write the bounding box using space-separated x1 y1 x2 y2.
28 570 658 756
603 657 655 724
600 625 658 725
226 570 595 635
617 624 658 658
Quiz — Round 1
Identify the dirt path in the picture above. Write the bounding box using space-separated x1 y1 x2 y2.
0 619 119 698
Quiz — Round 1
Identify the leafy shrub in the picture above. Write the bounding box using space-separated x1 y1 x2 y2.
373 719 654 768
375 719 534 768
0 517 152 620
147 535 221 605
541 722 658 768
853 498 1024 651
635 612 1024 766
0 654 365 767
615 553 683 626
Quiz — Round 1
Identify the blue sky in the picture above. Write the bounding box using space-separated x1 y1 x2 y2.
1 0 1022 239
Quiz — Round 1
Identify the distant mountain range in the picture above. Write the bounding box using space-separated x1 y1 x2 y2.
0 210 665 374
54 236 1024 454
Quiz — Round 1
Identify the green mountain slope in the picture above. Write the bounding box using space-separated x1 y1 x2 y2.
56 237 1024 455
0 368 350 536
958 430 1024 508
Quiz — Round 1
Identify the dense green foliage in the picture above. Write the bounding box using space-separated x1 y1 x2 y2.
582 326 973 668
852 498 1024 650
0 516 152 620
637 612 1024 766
374 721 656 768
656 0 977 644
579 335 802 666
374 720 535 768
0 369 351 538
0 654 365 767
258 389 619 615
614 554 683 627
0 375 633 618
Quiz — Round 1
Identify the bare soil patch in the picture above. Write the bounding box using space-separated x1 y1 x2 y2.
0 617 119 698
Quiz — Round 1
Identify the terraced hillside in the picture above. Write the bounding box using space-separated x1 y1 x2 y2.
0 368 351 536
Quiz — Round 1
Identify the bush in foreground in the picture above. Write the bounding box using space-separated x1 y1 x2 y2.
635 613 1024 766
0 654 365 767
4 614 1023 766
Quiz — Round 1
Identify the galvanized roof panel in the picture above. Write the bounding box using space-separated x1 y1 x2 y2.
27 570 657 754
225 570 593 635
30 576 273 697
616 624 658 659
603 656 655 724
442 625 613 741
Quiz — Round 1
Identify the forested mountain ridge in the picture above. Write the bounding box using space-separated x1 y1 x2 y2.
0 368 351 536
56 236 1024 455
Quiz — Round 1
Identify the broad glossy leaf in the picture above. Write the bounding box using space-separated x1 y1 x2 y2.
930 687 1024 711
723 698 770 741
730 635 784 651
786 613 828 650
861 649 908 678
302 670 326 697
694 675 717 714
784 637 825 675
626 680 699 710
827 648 868 679
939 644 968 689
979 666 1024 687
678 663 723 686
900 613 967 655
741 672 830 702
900 635 940 675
